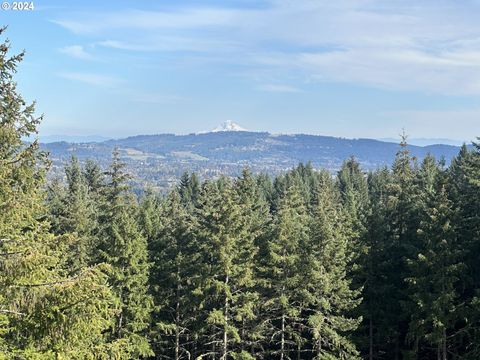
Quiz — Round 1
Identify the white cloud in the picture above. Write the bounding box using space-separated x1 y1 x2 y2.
58 72 123 87
258 84 301 93
132 93 184 104
97 36 238 53
97 40 142 51
59 45 94 60
52 8 237 34
52 0 480 95
294 48 480 95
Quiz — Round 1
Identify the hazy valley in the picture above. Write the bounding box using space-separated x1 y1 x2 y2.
42 124 467 191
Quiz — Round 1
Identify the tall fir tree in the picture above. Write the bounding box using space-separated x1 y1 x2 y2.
406 181 460 359
384 134 421 359
147 190 200 360
359 168 393 359
83 158 105 195
233 169 271 358
50 156 97 273
0 28 118 359
96 149 153 358
337 156 369 236
261 182 310 360
194 178 261 359
447 141 480 359
179 171 201 208
304 175 362 359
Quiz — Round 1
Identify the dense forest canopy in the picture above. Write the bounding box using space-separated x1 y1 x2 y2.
2 29 480 360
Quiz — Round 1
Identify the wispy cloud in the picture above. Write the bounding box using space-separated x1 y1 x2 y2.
52 8 237 34
258 84 302 93
293 48 480 95
59 45 94 60
97 40 144 51
97 36 238 53
58 72 123 87
381 109 480 141
131 93 184 104
52 0 480 95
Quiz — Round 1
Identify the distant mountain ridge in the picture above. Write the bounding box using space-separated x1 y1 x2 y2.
39 134 112 143
41 129 470 191
378 137 466 146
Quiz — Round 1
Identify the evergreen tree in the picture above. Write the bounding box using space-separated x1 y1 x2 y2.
96 149 153 358
256 172 275 208
148 190 199 360
416 154 439 198
337 156 369 235
261 183 310 359
194 178 259 359
83 158 105 195
406 182 460 359
448 141 480 359
58 156 97 272
179 171 201 208
138 189 163 243
304 176 362 359
358 168 393 360
0 28 117 359
233 169 271 358
384 135 420 358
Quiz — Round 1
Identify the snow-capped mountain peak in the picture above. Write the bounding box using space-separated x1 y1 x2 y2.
211 120 246 132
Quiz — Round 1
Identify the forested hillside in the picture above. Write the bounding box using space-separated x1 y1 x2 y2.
3 29 480 360
42 129 464 192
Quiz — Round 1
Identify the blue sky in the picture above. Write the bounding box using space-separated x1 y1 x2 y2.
1 0 480 141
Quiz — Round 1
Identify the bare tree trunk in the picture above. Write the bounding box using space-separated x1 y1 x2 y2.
241 318 246 353
193 334 197 360
117 311 123 338
213 339 216 360
117 287 124 338
280 255 286 360
441 268 447 360
175 318 180 360
175 280 180 360
222 274 229 360
280 312 285 360
317 338 321 359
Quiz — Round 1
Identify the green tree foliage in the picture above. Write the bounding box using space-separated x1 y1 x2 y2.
382 135 420 358
194 178 261 359
179 171 201 208
357 167 392 360
0 28 116 359
96 149 153 358
5 27 480 359
406 181 460 359
147 190 199 360
48 156 98 273
447 141 480 359
262 183 311 360
232 169 271 357
305 175 362 359
337 156 369 236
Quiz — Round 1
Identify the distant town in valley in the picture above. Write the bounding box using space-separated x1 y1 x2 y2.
41 121 469 191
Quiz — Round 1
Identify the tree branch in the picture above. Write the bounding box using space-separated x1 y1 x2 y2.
0 309 25 316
